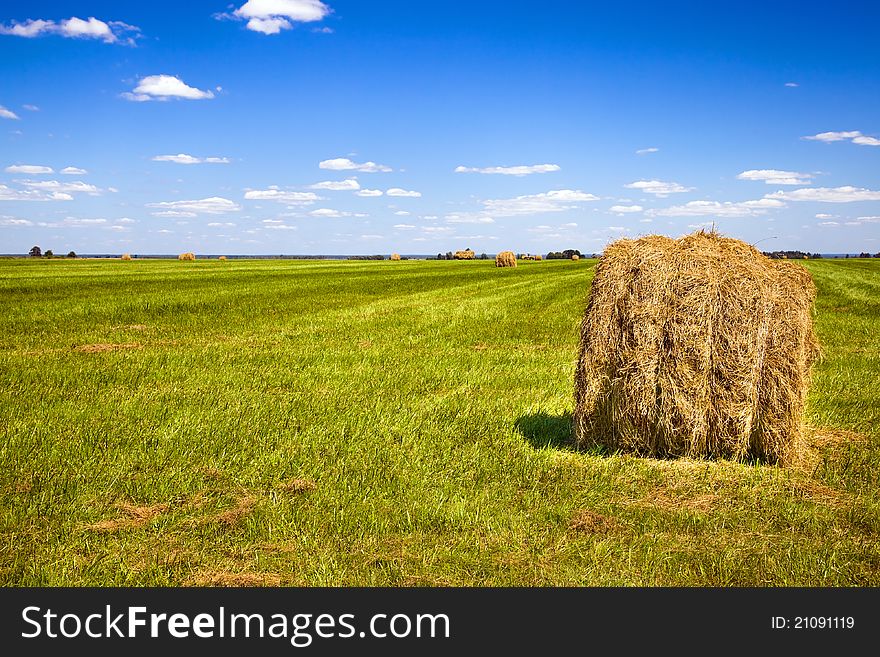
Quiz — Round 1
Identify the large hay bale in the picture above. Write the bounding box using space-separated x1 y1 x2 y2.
495 251 517 267
178 252 196 261
121 253 132 261
390 253 401 261
454 249 475 260
218 255 227 262
573 230 819 464
571 254 580 261
534 254 543 261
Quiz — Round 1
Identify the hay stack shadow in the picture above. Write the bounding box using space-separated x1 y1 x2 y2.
514 412 578 451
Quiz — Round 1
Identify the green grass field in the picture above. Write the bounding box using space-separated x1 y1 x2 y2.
1 257 878 586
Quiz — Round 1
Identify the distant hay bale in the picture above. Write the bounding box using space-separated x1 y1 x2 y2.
454 249 475 260
390 253 401 261
218 255 227 262
573 230 819 465
571 254 580 261
534 254 543 261
121 253 132 261
178 252 196 261
495 251 517 267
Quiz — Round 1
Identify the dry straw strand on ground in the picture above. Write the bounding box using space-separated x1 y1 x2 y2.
495 251 517 267
573 230 819 464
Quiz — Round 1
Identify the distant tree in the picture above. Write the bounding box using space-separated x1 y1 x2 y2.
67 251 77 258
29 246 41 257
445 251 453 261
479 253 488 260
44 249 54 258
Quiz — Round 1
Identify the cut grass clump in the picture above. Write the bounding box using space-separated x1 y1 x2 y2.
574 230 819 464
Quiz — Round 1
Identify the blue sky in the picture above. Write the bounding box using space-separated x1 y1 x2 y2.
1 0 879 255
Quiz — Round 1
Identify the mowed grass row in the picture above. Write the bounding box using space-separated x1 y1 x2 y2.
0 257 878 586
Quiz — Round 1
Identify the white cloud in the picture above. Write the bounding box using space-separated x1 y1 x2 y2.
59 17 114 40
245 17 292 34
17 179 101 195
386 188 421 197
5 164 53 174
393 224 415 229
319 157 392 173
651 198 785 217
264 223 297 230
737 169 813 185
122 75 215 102
230 0 331 35
394 210 410 216
310 178 360 191
609 204 643 213
243 189 320 204
802 130 880 146
0 106 19 120
857 216 880 223
207 222 236 227
815 213 835 219
37 218 107 228
0 19 53 38
150 210 195 218
445 214 494 224
784 82 799 87
0 187 73 201
152 154 230 165
422 226 453 233
803 131 862 142
624 180 693 197
818 221 839 227
23 104 39 112
635 147 659 155
0 217 33 226
147 197 240 215
309 208 351 217
117 217 136 224
60 166 87 175
765 186 880 203
355 189 383 197
454 163 560 176
0 17 139 44
852 135 880 146
481 189 599 217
